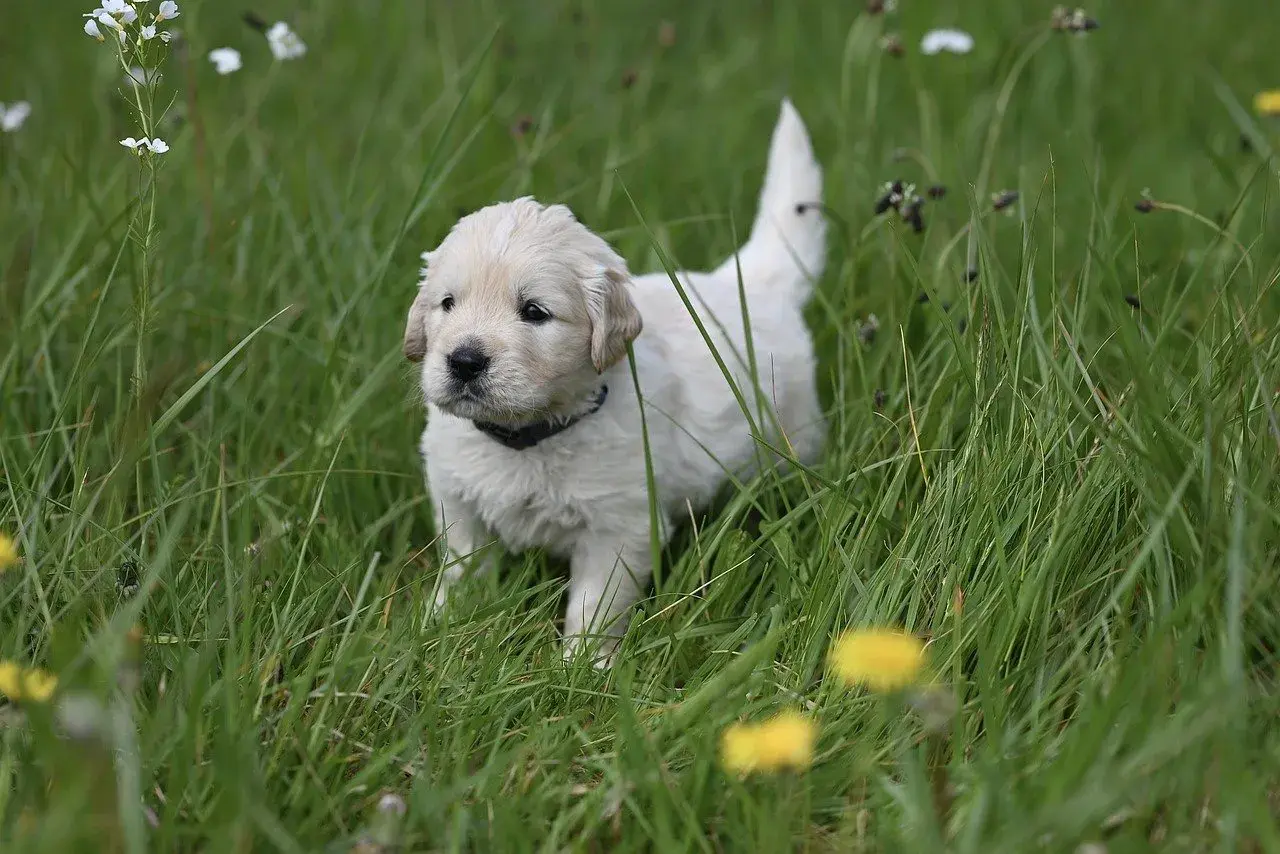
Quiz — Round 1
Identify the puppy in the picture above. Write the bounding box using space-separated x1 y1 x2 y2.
404 100 826 664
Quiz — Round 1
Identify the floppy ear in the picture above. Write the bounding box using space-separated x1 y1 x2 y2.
403 292 429 362
584 264 643 374
403 251 434 362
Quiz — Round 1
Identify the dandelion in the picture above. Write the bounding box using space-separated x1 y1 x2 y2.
208 47 242 75
0 101 31 133
1254 90 1280 118
0 660 58 703
920 28 974 55
266 21 307 60
829 628 925 692
721 711 816 774
155 0 179 21
0 532 19 571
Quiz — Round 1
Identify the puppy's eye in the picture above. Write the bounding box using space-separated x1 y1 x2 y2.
520 301 552 323
440 296 455 312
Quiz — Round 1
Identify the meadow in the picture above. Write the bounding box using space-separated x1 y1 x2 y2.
2 0 1280 851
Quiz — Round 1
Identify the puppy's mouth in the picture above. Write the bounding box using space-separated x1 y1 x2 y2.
434 381 518 422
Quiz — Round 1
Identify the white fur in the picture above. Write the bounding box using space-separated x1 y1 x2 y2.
408 100 826 664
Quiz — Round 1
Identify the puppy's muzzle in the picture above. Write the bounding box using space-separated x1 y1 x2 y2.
447 344 491 385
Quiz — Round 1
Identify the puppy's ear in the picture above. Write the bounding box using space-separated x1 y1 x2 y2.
584 264 643 373
403 251 435 362
403 292 429 362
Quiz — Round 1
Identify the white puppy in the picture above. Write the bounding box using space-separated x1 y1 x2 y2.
404 100 826 663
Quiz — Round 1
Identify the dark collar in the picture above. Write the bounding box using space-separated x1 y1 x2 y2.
473 385 609 450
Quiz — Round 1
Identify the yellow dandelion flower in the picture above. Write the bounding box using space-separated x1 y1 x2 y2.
720 710 816 774
0 660 59 703
0 532 19 573
829 628 925 692
1255 89 1280 117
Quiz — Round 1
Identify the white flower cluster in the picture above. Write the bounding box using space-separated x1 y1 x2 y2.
120 136 169 154
920 28 974 55
83 0 179 44
204 22 306 77
0 101 31 133
266 22 307 61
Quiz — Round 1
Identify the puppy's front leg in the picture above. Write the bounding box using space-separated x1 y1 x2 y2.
429 490 495 617
564 529 656 666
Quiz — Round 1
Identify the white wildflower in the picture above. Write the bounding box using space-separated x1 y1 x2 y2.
920 28 974 55
0 102 32 133
155 1 179 21
102 0 138 24
125 66 146 86
84 18 105 40
96 12 127 43
141 24 156 39
266 21 307 60
120 137 169 155
208 47 242 75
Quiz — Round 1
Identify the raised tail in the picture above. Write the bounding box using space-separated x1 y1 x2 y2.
715 98 826 302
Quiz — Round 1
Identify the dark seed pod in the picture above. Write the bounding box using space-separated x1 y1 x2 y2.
965 267 979 282
874 389 887 411
621 68 638 89
927 184 947 200
880 34 904 57
511 115 535 137
874 193 896 215
902 198 925 233
867 0 886 13
242 11 268 32
915 292 930 304
992 190 1019 211
1124 294 1141 310
1134 199 1155 213
857 315 880 345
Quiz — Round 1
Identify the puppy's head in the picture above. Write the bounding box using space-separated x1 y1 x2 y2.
404 198 642 425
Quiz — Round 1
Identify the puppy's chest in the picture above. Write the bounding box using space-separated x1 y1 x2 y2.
455 451 595 555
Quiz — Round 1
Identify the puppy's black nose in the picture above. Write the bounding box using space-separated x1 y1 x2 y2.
447 345 491 382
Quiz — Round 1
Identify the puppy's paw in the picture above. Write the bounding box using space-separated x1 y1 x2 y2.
427 576 457 620
563 633 619 670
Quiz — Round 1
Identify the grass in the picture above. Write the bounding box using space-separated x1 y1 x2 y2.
3 0 1280 850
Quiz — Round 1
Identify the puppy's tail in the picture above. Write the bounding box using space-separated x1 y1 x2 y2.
715 98 826 304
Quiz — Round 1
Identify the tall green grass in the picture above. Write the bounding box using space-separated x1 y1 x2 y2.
2 0 1278 850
